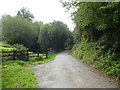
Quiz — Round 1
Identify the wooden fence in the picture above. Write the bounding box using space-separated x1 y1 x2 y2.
2 50 41 61
2 50 54 61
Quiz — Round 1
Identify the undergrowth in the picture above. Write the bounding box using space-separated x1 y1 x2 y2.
1 41 58 88
71 38 120 83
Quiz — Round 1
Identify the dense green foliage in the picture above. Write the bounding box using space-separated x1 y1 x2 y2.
2 15 37 48
62 1 120 81
50 21 71 50
38 24 51 58
1 7 72 88
38 21 72 51
37 21 73 57
72 38 120 78
2 11 72 52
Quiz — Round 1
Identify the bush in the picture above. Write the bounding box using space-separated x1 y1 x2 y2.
71 39 120 79
14 44 28 51
13 44 28 60
2 16 37 48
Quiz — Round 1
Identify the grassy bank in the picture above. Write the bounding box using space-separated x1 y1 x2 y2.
2 42 58 88
71 39 120 86
0 65 2 89
2 52 57 88
2 63 37 88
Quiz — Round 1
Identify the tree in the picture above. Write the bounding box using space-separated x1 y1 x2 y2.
2 15 37 48
17 7 34 21
0 18 2 41
61 1 120 79
50 21 70 50
37 21 72 56
62 1 120 31
65 30 74 49
38 24 51 58
30 21 43 51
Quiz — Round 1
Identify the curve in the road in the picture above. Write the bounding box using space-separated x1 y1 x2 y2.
30 50 117 88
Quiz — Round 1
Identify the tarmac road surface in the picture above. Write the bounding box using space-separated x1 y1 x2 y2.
30 50 117 88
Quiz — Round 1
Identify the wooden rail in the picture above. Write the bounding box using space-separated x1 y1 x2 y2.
2 50 41 61
2 49 54 61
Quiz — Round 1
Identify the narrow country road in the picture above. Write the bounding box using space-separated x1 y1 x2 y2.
30 50 117 88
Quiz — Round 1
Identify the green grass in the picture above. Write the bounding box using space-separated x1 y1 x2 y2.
3 52 57 66
2 52 58 88
0 65 2 89
25 53 58 65
1 41 58 88
2 64 37 88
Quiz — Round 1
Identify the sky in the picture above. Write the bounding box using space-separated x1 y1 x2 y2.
0 0 75 31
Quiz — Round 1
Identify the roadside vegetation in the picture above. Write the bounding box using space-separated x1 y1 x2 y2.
1 7 72 88
2 1 120 88
2 42 58 88
62 1 120 86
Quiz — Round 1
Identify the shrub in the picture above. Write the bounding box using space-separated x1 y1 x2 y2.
71 39 120 79
14 44 28 51
13 44 28 60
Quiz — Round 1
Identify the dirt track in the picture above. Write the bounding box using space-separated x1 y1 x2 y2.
30 50 117 88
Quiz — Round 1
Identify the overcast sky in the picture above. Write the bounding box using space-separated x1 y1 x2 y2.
0 0 75 31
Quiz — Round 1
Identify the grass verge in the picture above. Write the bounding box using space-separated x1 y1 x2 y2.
0 65 2 89
2 52 58 88
2 64 37 88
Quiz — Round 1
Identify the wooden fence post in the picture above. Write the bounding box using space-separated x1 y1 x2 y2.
37 51 39 60
46 50 48 58
13 50 15 61
26 50 29 61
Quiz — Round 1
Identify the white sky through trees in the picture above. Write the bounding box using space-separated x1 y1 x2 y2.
0 0 75 31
